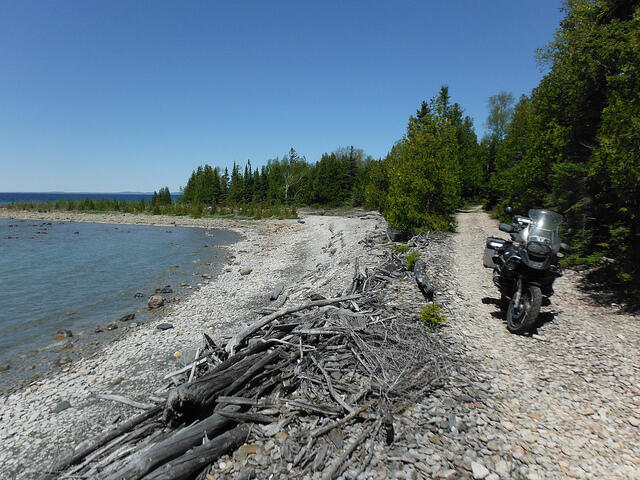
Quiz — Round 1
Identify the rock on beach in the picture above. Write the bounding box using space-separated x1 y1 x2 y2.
148 295 164 309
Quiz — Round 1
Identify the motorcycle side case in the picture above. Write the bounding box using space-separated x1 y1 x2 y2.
483 237 506 268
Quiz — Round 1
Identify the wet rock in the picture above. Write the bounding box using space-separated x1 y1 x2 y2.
156 323 173 331
270 283 285 301
54 330 73 339
134 292 144 298
0 363 10 372
148 295 164 309
106 323 118 331
55 356 72 366
95 327 104 333
118 313 135 322
52 400 71 414
160 286 173 294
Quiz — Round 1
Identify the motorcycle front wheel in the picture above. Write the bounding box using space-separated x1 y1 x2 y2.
507 284 541 334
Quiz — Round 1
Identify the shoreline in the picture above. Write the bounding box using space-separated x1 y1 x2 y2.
0 212 243 394
0 208 386 478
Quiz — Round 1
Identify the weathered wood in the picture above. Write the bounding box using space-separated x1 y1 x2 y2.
225 294 362 354
163 355 258 426
47 406 162 477
322 424 373 480
311 400 378 438
103 406 239 480
217 410 279 424
95 393 156 410
140 425 249 480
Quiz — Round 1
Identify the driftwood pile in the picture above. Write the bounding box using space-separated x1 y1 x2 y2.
50 240 449 480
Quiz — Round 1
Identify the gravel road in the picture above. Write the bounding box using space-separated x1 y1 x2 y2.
440 207 640 479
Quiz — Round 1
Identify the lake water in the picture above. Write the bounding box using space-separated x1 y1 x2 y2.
0 192 181 206
0 219 239 391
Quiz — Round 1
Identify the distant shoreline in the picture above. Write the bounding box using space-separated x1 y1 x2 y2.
0 208 247 230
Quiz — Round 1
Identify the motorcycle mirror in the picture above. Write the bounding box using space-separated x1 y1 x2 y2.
505 206 513 215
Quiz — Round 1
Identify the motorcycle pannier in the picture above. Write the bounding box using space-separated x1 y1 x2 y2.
483 237 506 268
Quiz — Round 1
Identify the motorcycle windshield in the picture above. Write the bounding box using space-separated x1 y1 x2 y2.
526 209 563 251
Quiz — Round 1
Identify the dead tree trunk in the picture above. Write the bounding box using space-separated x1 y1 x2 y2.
140 425 249 480
103 406 239 480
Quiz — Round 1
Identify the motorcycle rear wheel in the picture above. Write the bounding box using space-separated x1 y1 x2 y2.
507 285 541 334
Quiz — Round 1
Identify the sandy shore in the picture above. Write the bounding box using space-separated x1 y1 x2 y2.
0 208 386 479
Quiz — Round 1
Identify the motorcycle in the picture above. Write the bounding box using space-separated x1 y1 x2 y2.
483 208 569 334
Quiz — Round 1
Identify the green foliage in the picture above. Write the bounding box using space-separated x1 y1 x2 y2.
366 86 483 233
190 201 203 218
420 304 446 331
393 244 411 254
488 0 640 294
405 250 420 271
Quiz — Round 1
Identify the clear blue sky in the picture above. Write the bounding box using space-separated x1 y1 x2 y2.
1 1 564 193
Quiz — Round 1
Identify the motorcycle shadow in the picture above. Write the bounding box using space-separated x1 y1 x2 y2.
481 297 503 320
481 297 557 333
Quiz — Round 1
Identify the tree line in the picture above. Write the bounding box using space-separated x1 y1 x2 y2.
179 146 375 209
483 0 639 296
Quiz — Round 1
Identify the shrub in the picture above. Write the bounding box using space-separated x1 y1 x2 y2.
393 244 411 254
405 250 420 271
420 304 446 331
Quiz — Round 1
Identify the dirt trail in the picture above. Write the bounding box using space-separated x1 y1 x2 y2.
448 207 640 479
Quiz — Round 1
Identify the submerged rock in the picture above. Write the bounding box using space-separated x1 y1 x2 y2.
118 313 135 322
54 330 73 339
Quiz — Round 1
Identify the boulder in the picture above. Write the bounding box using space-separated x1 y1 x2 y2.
413 259 434 300
148 295 165 309
270 283 285 301
54 329 73 339
118 313 135 322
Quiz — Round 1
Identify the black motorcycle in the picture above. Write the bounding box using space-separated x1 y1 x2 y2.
483 208 569 334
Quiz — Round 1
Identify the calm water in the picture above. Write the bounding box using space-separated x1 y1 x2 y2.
0 191 181 206
0 219 239 390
